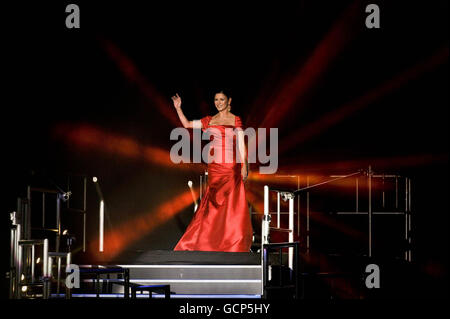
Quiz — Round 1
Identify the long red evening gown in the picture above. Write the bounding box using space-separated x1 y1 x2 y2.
174 115 253 252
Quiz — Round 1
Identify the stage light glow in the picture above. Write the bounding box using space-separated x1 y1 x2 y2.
278 47 449 155
92 189 198 260
277 153 449 175
247 2 362 162
99 37 180 126
21 286 27 293
36 257 40 264
92 176 98 183
53 123 201 173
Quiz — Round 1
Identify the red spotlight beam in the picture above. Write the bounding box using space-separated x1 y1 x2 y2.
275 153 449 178
92 189 198 260
53 122 203 173
278 47 449 155
257 1 362 130
99 37 179 126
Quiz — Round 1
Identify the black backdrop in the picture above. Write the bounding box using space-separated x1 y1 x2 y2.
2 0 448 299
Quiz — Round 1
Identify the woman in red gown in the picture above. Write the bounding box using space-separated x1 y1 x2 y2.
171 90 253 252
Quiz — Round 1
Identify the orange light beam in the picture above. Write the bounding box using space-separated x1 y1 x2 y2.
99 37 180 126
92 189 198 260
256 1 362 130
53 122 203 173
278 153 449 174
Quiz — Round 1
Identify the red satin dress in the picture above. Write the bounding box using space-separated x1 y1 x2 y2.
174 115 253 252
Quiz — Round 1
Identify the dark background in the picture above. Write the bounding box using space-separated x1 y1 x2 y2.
2 0 448 299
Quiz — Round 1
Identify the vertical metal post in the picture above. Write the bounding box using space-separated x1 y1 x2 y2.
395 176 398 210
56 195 61 252
16 224 22 299
83 177 87 252
288 197 294 270
43 239 48 277
408 178 412 262
368 166 372 258
48 256 53 298
277 192 280 228
404 177 409 261
356 177 359 212
83 176 87 212
42 193 45 228
83 213 86 253
297 176 300 238
66 252 72 299
31 245 35 283
262 186 269 245
57 257 61 296
294 243 299 299
262 245 267 298
43 239 49 299
99 200 105 252
10 226 16 299
306 176 310 254
261 186 270 297
26 186 31 240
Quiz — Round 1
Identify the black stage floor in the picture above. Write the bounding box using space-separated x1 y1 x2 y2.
106 250 261 265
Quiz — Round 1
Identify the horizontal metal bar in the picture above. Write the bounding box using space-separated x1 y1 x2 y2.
82 279 261 283
19 239 45 245
30 187 59 194
263 242 299 248
269 227 293 233
269 188 295 194
31 227 58 232
68 293 261 299
336 211 406 215
48 252 70 258
251 212 297 215
372 175 401 178
66 208 87 213
116 265 262 269
272 175 298 178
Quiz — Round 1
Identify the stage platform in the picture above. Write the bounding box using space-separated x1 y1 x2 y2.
77 250 264 297
111 250 261 265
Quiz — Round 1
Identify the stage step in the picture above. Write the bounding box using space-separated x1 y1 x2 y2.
109 264 263 295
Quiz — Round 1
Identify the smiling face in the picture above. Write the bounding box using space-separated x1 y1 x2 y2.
214 93 231 112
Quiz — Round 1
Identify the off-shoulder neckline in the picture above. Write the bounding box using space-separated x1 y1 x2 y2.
207 115 239 127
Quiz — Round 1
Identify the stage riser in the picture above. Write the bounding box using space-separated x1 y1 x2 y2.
112 281 262 295
105 264 262 295
121 265 262 280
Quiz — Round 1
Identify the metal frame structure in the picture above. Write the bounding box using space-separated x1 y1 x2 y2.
332 167 412 260
262 242 299 299
9 212 49 299
47 251 72 299
9 177 79 299
66 174 88 252
259 166 412 299
260 166 412 262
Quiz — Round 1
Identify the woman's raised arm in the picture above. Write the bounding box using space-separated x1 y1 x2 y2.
172 93 194 128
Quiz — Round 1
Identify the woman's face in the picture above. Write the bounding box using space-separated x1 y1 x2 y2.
214 93 230 112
